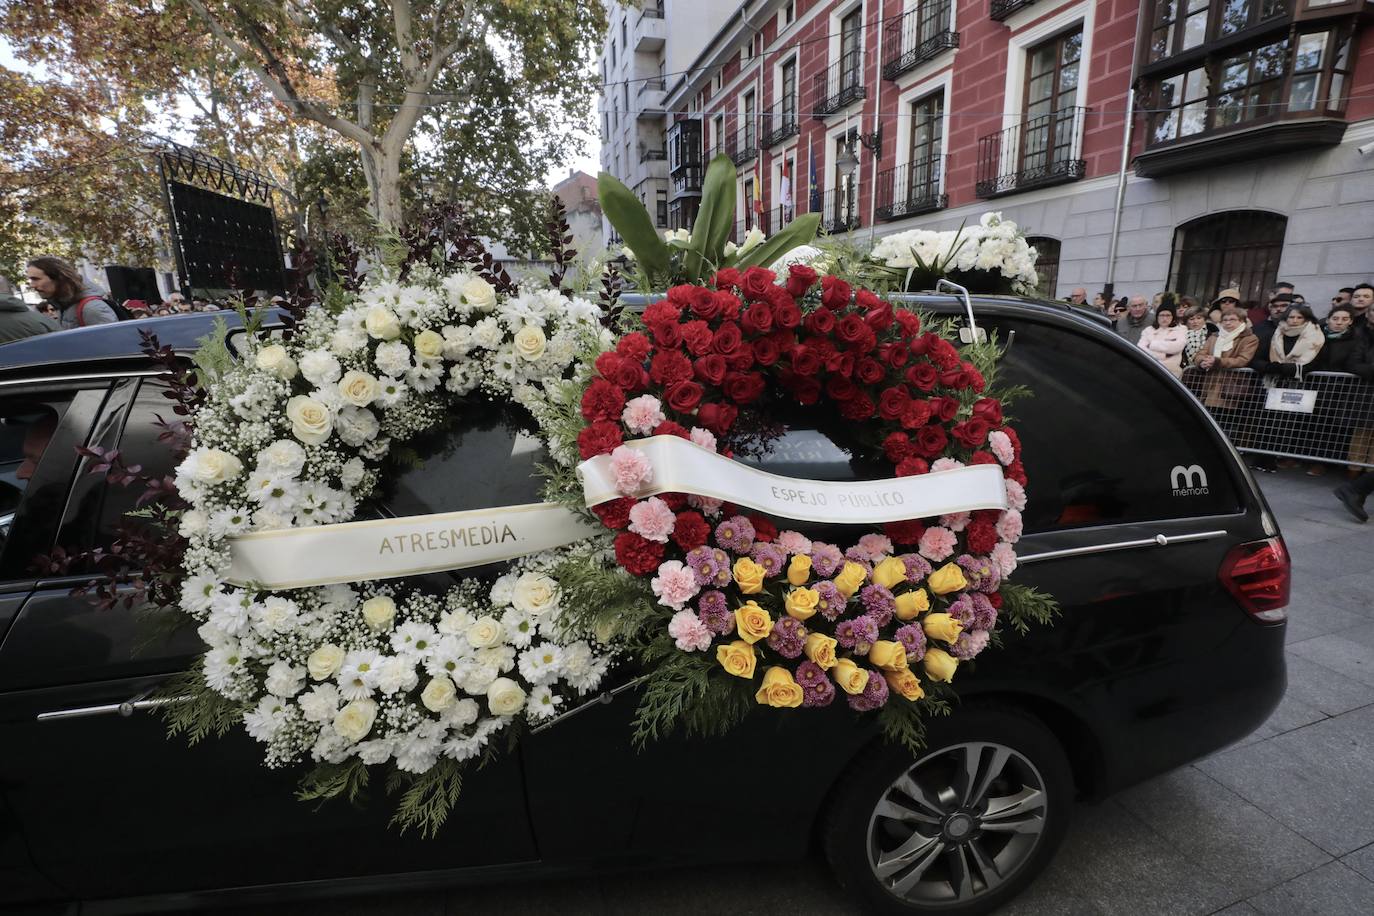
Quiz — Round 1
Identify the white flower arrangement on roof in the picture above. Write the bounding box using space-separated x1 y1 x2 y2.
869 212 1039 295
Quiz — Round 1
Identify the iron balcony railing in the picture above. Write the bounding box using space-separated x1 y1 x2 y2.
812 52 866 118
820 186 862 234
727 126 757 166
990 0 1039 21
763 110 800 148
882 2 959 80
875 155 949 221
638 78 666 94
975 106 1089 198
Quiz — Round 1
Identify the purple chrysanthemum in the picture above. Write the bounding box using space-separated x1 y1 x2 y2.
685 546 732 588
899 552 933 584
957 554 1001 593
843 547 874 573
696 589 733 635
952 629 991 661
895 623 927 661
802 676 836 707
847 667 890 711
815 580 847 621
795 660 828 690
946 594 977 628
836 614 878 651
767 616 807 658
859 584 896 626
969 593 998 631
809 542 844 578
751 542 787 578
714 515 755 553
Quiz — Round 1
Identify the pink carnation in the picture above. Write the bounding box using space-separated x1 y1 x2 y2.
609 445 653 495
988 430 1015 466
776 530 814 556
857 533 894 559
622 395 666 435
687 494 724 517
628 497 676 542
654 561 703 610
918 525 957 562
995 509 1023 544
667 608 712 650
930 457 965 473
1004 479 1027 511
940 511 971 533
689 426 718 452
991 542 1018 577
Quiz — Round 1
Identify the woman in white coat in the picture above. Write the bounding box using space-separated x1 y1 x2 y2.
1137 303 1188 378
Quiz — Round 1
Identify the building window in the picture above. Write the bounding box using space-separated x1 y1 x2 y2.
713 114 725 156
743 89 757 152
1027 237 1060 298
908 92 944 201
743 177 756 231
1022 28 1082 178
1167 211 1288 309
1149 0 1288 64
841 9 863 88
656 190 668 228
781 59 797 122
785 2 796 24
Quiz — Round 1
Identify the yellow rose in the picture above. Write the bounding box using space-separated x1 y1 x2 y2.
420 676 457 712
734 600 773 644
306 643 344 681
922 612 964 644
716 640 758 679
360 595 396 630
923 647 959 683
338 369 379 407
413 329 445 361
486 677 526 715
884 669 926 702
254 343 297 380
872 556 908 589
732 557 766 594
513 324 547 361
784 587 820 621
754 666 805 708
285 395 332 446
461 276 497 311
833 561 867 598
332 699 377 742
803 633 838 670
833 657 870 695
786 554 812 586
894 588 931 621
869 640 909 671
363 305 401 340
928 562 969 595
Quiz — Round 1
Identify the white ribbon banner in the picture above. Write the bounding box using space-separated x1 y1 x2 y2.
224 503 601 590
576 435 1008 524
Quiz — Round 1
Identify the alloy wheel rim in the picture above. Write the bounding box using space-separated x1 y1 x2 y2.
866 740 1049 906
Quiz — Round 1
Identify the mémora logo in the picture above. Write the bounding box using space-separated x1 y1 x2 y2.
1171 464 1209 497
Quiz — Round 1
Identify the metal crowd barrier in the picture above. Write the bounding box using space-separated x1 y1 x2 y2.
1180 367 1374 469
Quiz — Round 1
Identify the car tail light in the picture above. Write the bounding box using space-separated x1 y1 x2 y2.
1219 537 1290 622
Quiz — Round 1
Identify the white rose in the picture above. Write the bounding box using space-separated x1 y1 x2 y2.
299 350 342 385
466 616 504 649
414 329 445 361
307 644 345 681
361 595 397 631
254 344 297 380
512 324 547 361
420 676 458 712
183 448 243 485
364 306 401 340
338 370 378 407
511 572 559 616
486 677 526 716
332 698 377 742
285 396 332 446
461 277 497 312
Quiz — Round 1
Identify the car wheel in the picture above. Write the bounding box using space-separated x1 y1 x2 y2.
823 705 1072 915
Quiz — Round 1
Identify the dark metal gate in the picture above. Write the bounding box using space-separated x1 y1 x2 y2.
1168 211 1288 310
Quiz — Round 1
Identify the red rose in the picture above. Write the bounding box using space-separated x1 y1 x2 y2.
786 264 819 297
577 420 624 458
827 350 855 378
883 431 913 462
725 349 756 371
894 310 922 338
908 333 929 356
934 396 960 423
653 420 691 439
580 378 626 421
666 285 695 307
764 283 793 311
895 457 929 477
713 267 742 290
694 353 728 385
940 367 965 388
666 380 705 412
878 386 911 421
839 393 875 421
614 531 665 576
973 398 1004 426
612 359 648 391
680 320 714 356
905 362 938 392
856 289 881 311
616 332 652 362
672 511 710 550
592 496 635 530
697 402 738 435
791 376 822 404
747 515 778 542
953 417 992 448
820 275 851 311
966 520 999 555
972 509 1001 524
650 351 694 386
885 518 927 544
717 292 742 321
914 424 948 457
740 266 776 301
901 399 934 430
826 375 859 403
752 336 781 366
856 357 886 385
969 450 998 466
790 345 822 377
650 320 681 348
836 313 867 344
864 300 894 333
804 308 836 336
773 299 802 329
741 300 774 335
712 321 744 355
881 341 911 368
703 291 736 321
723 371 766 404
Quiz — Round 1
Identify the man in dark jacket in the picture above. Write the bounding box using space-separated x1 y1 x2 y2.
1248 293 1293 373
0 294 59 343
1114 296 1152 345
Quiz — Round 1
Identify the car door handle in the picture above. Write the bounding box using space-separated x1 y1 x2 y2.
1017 529 1229 565
36 688 192 722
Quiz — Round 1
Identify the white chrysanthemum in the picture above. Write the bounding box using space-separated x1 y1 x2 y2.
471 317 503 349
207 506 252 540
264 659 306 697
564 295 602 325
330 325 368 355
337 649 382 700
181 572 220 614
252 596 300 637
257 440 307 477
406 360 444 393
297 683 341 723
499 606 535 648
356 738 394 765
374 376 409 408
394 730 443 773
460 663 499 695
441 324 474 360
392 621 438 657
526 684 562 721
246 472 301 515
339 457 366 489
208 589 253 637
489 573 517 607
203 641 246 692
375 655 419 695
561 641 608 693
517 643 563 685
243 695 288 742
373 340 412 378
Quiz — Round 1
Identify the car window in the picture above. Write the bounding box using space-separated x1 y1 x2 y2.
0 395 74 558
93 379 180 546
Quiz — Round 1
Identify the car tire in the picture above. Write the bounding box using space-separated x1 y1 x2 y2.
822 704 1073 916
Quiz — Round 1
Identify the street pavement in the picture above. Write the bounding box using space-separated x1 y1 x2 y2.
225 470 1374 916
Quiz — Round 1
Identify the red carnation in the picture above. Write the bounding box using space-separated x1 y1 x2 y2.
900 399 934 430
821 275 852 310
878 387 911 422
672 511 710 550
953 417 992 449
988 591 1003 609
1007 459 1028 486
747 515 778 542
914 424 948 457
712 321 744 356
773 299 802 329
967 367 987 393
966 520 999 555
752 336 782 366
713 267 742 290
694 353 728 385
839 393 876 421
650 351 694 387
740 266 776 301
895 457 929 477
973 397 1003 425
680 320 714 355
653 420 691 439
577 420 624 458
741 300 775 335
1002 426 1023 454
928 336 960 369
592 496 634 530
594 351 622 380
883 431 913 462
643 299 682 327
697 402 738 435
666 380 705 413
614 531 665 576
650 321 681 348
612 358 648 392
934 396 960 423
856 357 886 386
969 450 998 466
580 378 626 421
659 492 688 511
894 309 922 338
786 263 819 297
804 308 836 336
723 371 766 404
616 332 652 362
905 362 938 392
885 518 927 545
856 289 881 311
